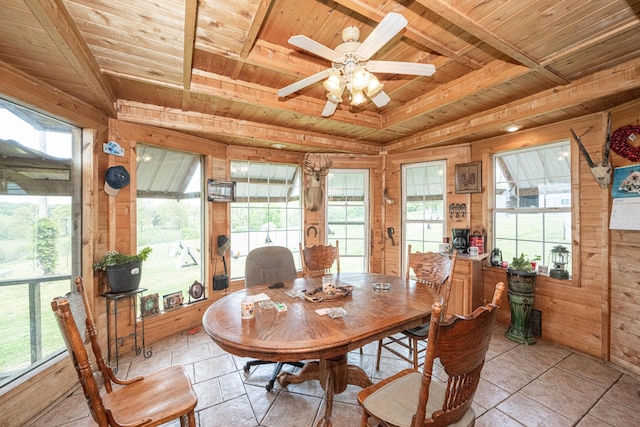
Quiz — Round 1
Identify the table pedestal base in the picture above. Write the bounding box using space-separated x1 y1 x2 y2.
278 354 373 427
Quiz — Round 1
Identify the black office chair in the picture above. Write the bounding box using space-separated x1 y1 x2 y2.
243 246 304 391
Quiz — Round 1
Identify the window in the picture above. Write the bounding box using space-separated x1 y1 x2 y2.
230 161 303 279
0 98 80 388
494 141 572 274
136 144 204 305
403 161 446 256
327 169 368 272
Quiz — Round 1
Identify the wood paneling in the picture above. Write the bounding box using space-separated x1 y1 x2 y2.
608 100 640 375
474 114 610 361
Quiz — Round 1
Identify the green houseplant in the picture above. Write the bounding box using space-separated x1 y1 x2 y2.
505 253 537 345
93 247 152 293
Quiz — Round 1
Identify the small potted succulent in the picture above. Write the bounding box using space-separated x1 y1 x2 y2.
93 247 152 293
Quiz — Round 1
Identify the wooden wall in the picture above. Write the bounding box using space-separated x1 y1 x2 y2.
472 113 613 362
607 101 640 374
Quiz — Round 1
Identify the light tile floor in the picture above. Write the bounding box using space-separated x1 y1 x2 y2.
32 324 640 426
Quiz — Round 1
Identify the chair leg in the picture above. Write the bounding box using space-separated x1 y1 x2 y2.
266 361 304 391
412 337 419 370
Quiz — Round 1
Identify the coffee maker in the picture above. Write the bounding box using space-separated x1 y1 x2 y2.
451 229 469 254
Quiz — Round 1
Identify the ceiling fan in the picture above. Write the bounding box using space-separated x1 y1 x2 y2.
277 12 436 117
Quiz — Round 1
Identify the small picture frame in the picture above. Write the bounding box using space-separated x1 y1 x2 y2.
537 265 549 276
163 291 184 311
207 179 236 202
140 293 159 317
455 161 482 194
188 280 205 303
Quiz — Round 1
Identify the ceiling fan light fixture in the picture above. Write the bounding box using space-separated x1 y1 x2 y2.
350 89 366 106
323 70 342 93
351 66 370 91
365 74 384 98
327 91 343 103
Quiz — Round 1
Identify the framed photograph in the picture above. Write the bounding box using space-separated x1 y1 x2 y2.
188 280 205 303
140 293 159 317
612 164 640 198
455 161 482 194
207 179 236 202
163 291 184 311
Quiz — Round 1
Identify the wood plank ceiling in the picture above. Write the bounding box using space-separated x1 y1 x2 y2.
1 0 640 154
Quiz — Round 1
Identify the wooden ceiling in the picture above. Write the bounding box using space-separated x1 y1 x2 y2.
2 0 640 154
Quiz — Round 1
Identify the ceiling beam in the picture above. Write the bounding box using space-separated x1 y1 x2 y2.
190 69 382 128
416 0 571 85
331 0 482 70
382 60 532 128
0 61 108 130
387 56 640 152
116 100 381 155
24 0 117 117
183 0 198 90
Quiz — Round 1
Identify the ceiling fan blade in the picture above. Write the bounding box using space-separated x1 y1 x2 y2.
366 61 436 76
278 68 332 97
321 100 339 117
288 35 342 62
355 13 408 61
371 91 391 108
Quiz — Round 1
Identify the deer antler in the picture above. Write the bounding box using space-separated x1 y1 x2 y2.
603 113 611 164
569 127 596 168
303 154 333 176
569 121 612 189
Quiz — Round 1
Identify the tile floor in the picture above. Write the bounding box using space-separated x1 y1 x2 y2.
32 324 640 427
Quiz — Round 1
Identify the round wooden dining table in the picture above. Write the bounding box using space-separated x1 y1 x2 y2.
202 272 436 427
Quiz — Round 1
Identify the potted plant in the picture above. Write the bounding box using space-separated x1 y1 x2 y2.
93 247 152 293
505 253 537 345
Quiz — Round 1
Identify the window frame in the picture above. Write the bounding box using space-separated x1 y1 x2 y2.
401 160 447 275
490 139 579 285
326 168 369 272
229 160 303 279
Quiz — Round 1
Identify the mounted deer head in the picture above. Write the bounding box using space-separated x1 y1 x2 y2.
303 154 333 211
569 114 612 189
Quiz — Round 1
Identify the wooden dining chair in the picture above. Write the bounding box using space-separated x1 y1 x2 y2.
243 246 304 391
299 240 340 278
376 246 457 370
359 281 505 427
51 276 197 426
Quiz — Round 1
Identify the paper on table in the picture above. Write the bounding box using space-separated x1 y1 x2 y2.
247 293 271 303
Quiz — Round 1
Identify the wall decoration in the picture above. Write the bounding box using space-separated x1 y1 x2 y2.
610 124 640 162
448 203 466 219
569 115 612 189
188 281 205 303
207 179 236 202
140 293 159 317
612 165 640 198
455 162 482 193
163 291 184 311
303 154 333 211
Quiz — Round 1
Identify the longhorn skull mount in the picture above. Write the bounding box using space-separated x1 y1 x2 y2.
569 115 612 189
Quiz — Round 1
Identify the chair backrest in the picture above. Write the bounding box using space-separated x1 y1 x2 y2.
413 282 505 427
406 245 457 318
54 278 115 392
52 287 111 425
299 240 340 278
245 246 298 287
